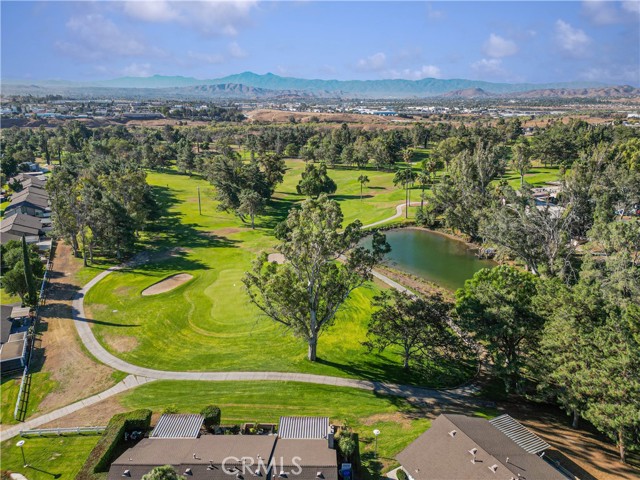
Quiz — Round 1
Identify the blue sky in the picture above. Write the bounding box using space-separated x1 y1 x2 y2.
2 1 639 85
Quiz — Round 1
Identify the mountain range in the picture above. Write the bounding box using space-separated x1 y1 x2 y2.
3 72 639 99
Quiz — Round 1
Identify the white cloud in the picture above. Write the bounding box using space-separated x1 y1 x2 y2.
122 63 152 77
483 34 518 58
123 1 178 22
555 19 591 57
55 14 150 61
580 65 640 84
228 41 248 59
471 58 507 77
356 52 387 71
187 51 225 65
121 0 258 36
622 0 640 14
582 0 620 25
386 65 443 80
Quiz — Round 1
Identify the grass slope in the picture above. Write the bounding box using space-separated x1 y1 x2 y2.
0 435 101 479
85 166 473 387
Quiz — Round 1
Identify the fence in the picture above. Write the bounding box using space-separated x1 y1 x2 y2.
13 241 56 421
20 426 106 437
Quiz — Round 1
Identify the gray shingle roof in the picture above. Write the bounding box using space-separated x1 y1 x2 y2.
151 414 204 438
397 414 567 480
279 417 329 440
489 414 551 454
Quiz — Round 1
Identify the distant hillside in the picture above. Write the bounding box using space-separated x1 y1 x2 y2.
441 88 493 98
512 85 640 98
2 72 638 100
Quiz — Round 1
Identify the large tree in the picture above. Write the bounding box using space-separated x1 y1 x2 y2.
243 195 389 361
296 163 337 198
455 265 543 392
364 289 454 371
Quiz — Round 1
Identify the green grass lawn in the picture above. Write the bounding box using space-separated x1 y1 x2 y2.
0 371 57 425
119 380 432 473
84 166 473 387
501 164 563 188
0 435 101 479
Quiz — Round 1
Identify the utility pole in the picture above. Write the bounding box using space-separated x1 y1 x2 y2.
198 186 202 215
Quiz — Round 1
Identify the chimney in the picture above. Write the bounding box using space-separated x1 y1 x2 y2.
328 425 335 449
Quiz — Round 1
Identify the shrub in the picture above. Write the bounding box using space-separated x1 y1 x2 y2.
162 405 178 415
200 405 221 431
76 409 152 480
142 465 184 480
396 469 408 480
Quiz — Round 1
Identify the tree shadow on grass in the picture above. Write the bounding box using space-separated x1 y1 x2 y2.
330 194 374 201
261 198 298 229
146 185 241 253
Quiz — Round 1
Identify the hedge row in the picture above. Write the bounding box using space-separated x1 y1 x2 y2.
76 409 152 480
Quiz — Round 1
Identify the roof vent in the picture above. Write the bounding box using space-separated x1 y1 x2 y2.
255 469 262 477
469 448 477 455
489 465 498 473
279 470 287 478
122 471 131 478
316 472 324 479
237 474 244 480
184 468 193 476
208 465 216 471
448 430 456 437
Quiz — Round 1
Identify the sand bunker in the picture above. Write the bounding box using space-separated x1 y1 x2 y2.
267 253 285 264
141 273 193 296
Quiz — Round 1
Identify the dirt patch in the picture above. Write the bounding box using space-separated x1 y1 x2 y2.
141 273 193 296
209 227 243 236
267 253 285 264
361 413 414 429
34 242 118 414
41 396 127 428
113 285 135 296
104 334 139 353
501 402 640 480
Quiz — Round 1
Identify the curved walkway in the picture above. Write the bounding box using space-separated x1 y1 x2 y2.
1 202 478 442
363 201 421 229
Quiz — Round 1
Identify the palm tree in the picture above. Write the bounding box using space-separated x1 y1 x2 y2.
357 174 370 200
394 168 417 218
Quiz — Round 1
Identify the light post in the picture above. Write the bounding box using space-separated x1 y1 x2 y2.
373 429 380 458
16 439 28 467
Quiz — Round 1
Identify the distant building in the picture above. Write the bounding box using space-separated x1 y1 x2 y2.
0 213 47 245
4 186 50 218
0 305 33 372
397 414 569 480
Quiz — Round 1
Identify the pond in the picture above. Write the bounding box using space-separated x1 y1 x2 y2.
372 228 495 291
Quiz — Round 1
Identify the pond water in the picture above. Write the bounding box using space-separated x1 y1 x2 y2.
373 228 495 291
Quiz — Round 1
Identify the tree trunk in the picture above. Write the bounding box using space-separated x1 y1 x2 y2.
89 243 94 264
421 186 425 209
250 213 255 229
403 352 410 371
618 429 626 463
308 337 318 362
572 409 579 429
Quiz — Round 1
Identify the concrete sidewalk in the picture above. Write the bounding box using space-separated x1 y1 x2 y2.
0 375 154 441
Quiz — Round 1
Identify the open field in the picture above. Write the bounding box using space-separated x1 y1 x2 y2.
84 166 473 387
